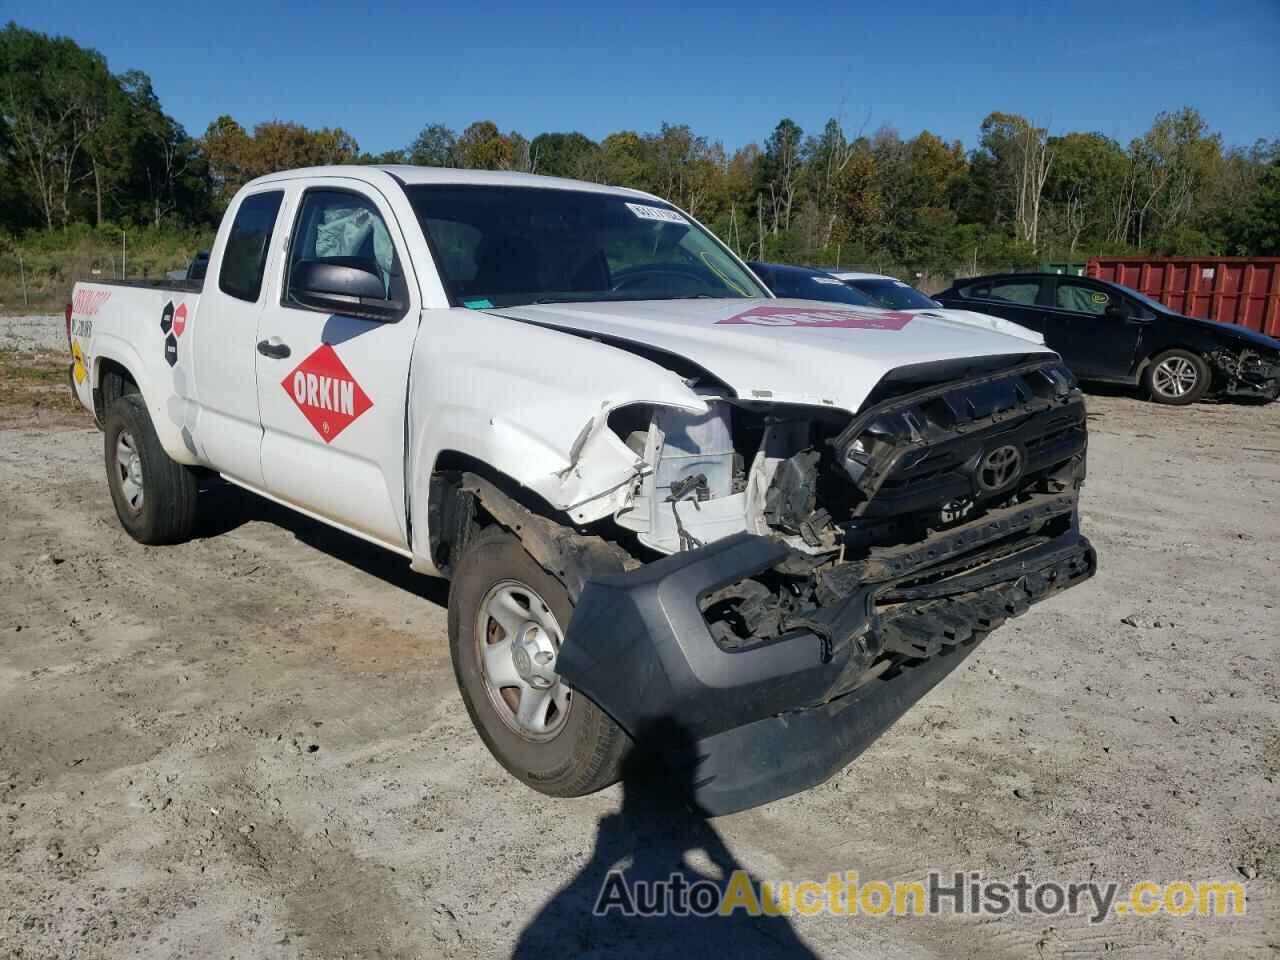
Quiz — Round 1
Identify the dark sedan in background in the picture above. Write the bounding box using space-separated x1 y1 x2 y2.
935 272 1280 404
745 261 878 306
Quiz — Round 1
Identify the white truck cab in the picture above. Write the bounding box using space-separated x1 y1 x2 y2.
68 166 1095 814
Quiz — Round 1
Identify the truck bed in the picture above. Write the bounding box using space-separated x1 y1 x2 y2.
81 277 204 295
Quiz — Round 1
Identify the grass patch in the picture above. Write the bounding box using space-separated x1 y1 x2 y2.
1 224 215 313
0 349 86 422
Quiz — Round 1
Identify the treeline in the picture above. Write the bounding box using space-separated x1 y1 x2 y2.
3 20 1278 277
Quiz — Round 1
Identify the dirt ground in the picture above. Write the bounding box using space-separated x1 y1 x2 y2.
0 344 1276 959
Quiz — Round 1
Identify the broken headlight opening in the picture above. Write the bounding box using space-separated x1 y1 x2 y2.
1208 345 1280 399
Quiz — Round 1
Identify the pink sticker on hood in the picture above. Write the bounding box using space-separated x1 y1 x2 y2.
717 305 914 330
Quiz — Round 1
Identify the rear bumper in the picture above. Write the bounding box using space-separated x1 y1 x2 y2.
559 522 1095 815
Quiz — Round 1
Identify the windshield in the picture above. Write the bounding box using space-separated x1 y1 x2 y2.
405 185 768 308
846 278 941 310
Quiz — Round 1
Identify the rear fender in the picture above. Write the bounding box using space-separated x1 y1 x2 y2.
92 334 198 465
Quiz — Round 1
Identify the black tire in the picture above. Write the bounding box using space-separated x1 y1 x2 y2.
103 395 198 545
101 368 139 408
447 525 630 797
1144 348 1211 405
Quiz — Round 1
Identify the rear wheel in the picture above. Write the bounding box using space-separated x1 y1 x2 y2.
447 525 630 797
103 395 198 544
1145 349 1210 405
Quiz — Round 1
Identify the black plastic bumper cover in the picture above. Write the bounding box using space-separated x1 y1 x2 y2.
559 527 1095 816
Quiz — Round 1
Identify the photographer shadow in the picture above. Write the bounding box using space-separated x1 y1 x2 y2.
511 719 818 958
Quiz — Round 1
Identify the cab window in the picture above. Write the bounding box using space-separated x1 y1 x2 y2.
218 191 284 302
285 189 401 305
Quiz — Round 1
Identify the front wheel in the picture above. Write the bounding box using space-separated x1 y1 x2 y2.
447 525 630 797
1144 349 1211 405
103 395 198 544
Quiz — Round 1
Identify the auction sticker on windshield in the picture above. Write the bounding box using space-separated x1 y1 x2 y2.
625 203 689 225
718 305 914 330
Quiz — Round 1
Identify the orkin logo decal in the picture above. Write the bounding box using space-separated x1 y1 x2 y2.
281 343 373 444
718 305 914 330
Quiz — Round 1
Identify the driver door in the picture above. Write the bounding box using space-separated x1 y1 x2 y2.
254 179 422 549
1044 279 1146 380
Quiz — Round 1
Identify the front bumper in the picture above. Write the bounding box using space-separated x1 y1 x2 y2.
1210 347 1280 400
559 522 1095 815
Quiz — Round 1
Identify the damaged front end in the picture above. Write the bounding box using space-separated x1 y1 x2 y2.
1208 345 1280 401
556 357 1097 815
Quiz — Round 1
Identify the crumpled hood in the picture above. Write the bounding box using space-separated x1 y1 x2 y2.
907 307 1045 345
492 298 1055 411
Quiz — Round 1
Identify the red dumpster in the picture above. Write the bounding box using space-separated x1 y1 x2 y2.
1086 256 1280 339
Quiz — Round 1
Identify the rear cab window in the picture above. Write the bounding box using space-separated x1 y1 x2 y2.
219 191 285 302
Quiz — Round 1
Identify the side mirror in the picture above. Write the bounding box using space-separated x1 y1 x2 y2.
1104 302 1128 320
289 258 402 322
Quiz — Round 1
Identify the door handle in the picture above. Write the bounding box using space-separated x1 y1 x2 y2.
256 338 291 359
1125 316 1153 325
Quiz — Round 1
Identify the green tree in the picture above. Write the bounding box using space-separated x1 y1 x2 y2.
1217 155 1280 255
200 117 358 208
757 118 803 233
529 131 598 179
1043 132 1127 253
0 23 105 229
456 121 528 170
407 122 457 166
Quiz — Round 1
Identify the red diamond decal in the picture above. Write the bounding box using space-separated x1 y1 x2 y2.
173 303 188 337
281 344 373 444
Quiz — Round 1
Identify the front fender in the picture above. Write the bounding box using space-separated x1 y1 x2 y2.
405 307 709 572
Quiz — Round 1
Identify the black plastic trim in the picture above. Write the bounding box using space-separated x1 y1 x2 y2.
559 524 1096 815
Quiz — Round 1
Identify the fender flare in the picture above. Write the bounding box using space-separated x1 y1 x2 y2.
432 471 633 600
92 334 196 465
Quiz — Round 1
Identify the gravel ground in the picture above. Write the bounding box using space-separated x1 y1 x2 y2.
0 315 64 353
0 357 1276 958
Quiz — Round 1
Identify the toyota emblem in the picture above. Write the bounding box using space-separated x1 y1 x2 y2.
977 444 1023 492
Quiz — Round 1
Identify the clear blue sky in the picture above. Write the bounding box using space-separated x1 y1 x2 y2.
14 0 1280 154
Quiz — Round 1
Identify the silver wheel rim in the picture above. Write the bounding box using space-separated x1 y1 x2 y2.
474 580 571 741
1152 356 1199 398
115 430 144 512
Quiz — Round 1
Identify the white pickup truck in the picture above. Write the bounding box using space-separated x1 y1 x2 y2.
67 166 1096 814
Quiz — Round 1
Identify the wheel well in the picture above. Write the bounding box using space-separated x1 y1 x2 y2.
427 451 567 573
94 359 139 422
426 450 631 594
